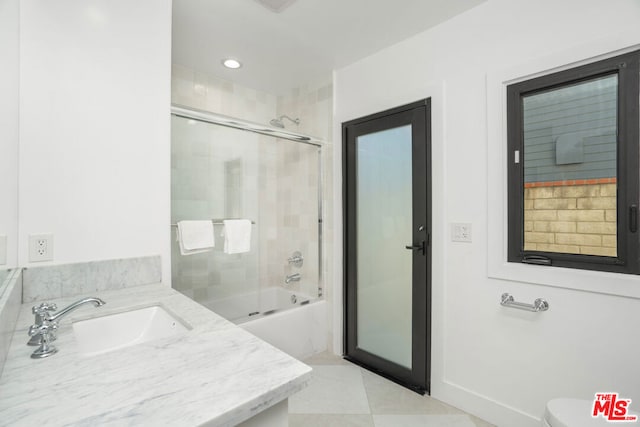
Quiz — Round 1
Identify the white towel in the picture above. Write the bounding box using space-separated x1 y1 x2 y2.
176 220 215 256
222 219 252 254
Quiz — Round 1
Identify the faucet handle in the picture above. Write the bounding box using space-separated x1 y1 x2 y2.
28 303 58 346
28 324 40 337
28 320 58 337
288 251 304 268
32 302 57 316
29 320 59 359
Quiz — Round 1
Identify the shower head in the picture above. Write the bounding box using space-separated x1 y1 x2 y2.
270 115 300 128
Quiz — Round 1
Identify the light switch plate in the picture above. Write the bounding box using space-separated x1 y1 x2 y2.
0 235 6 265
452 223 472 243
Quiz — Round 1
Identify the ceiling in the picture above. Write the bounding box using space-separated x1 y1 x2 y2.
172 0 486 95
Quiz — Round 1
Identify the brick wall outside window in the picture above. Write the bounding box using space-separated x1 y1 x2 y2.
523 180 616 256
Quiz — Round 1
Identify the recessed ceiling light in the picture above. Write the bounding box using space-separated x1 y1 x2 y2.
222 58 242 69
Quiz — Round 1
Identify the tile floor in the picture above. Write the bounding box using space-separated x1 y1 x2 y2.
289 352 495 427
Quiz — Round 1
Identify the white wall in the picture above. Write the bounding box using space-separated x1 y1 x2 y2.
0 0 20 268
18 0 172 283
333 1 640 426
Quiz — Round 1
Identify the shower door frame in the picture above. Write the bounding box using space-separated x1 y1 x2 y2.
170 104 325 301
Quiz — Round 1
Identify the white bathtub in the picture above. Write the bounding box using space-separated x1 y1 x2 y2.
202 287 327 360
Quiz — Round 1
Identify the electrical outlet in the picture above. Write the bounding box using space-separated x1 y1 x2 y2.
29 234 54 262
451 223 472 243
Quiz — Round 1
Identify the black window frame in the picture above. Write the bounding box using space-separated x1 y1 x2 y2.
507 50 640 274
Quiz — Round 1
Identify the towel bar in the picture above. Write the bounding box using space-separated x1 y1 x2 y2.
171 219 255 227
500 293 549 312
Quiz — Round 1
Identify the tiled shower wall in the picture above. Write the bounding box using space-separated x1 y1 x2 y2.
276 79 333 141
266 140 320 293
171 65 333 319
277 80 335 351
172 64 277 124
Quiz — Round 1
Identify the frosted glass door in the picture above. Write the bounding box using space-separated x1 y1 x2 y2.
356 125 413 368
344 100 431 394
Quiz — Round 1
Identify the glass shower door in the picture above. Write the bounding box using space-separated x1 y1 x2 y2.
170 115 261 319
170 113 323 323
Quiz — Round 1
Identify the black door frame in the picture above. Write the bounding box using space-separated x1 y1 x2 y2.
342 99 432 394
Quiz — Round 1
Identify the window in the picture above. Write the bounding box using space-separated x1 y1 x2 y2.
507 50 640 274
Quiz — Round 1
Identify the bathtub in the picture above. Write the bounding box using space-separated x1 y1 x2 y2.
201 287 327 360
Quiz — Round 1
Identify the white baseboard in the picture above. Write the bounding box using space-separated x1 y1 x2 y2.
432 379 541 427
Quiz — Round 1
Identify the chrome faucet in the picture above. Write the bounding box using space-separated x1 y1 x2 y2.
46 297 106 322
28 297 105 359
285 273 301 284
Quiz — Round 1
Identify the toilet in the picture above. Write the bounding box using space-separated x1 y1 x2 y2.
543 398 639 427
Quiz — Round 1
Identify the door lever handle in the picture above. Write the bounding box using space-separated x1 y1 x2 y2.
405 241 425 256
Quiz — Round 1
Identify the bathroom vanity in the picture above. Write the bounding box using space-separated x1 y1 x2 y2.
0 283 311 426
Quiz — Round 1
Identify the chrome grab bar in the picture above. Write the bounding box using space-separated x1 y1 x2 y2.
500 293 549 312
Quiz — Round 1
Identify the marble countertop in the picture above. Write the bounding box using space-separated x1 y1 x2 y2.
0 284 312 426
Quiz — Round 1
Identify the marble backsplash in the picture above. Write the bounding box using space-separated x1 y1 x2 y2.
22 255 162 303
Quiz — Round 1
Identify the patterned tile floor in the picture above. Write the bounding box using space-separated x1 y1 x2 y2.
289 352 495 427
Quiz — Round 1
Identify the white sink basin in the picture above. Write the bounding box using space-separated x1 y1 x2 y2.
72 305 190 357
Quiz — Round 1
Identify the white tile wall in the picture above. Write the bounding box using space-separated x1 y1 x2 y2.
277 80 333 141
172 64 277 124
